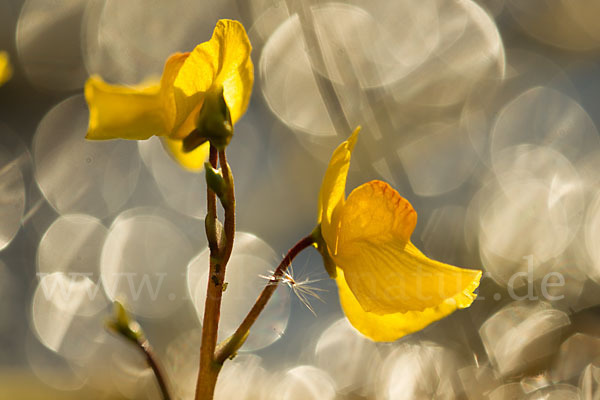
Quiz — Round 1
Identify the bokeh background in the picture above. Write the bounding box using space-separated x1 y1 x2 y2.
1 0 600 398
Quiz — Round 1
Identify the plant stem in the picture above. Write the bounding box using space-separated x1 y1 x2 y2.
139 339 172 400
196 145 222 400
195 147 314 397
196 148 237 400
108 301 173 400
215 235 315 363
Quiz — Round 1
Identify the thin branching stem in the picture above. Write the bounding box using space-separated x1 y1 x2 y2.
196 147 314 397
215 235 315 363
139 339 172 400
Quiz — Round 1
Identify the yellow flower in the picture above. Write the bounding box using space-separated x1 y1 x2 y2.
0 51 12 87
315 127 482 342
84 19 253 170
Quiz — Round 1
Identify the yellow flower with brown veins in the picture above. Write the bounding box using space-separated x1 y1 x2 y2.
314 127 482 342
84 19 253 170
0 51 12 87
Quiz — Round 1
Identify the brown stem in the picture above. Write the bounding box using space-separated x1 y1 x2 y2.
139 339 172 400
215 235 315 363
196 145 222 400
196 148 237 400
196 253 223 399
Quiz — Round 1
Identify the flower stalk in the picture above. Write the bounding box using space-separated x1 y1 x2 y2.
106 301 172 400
195 147 237 400
196 142 316 397
214 235 315 364
140 339 172 400
196 145 225 400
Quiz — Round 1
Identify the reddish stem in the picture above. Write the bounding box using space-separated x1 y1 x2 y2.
215 235 315 363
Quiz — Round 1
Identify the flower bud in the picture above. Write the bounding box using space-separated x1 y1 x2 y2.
106 301 145 344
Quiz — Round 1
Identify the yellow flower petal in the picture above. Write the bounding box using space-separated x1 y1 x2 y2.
334 180 481 315
163 137 210 172
317 127 360 252
171 19 253 138
335 267 481 342
160 52 191 133
337 180 417 248
0 51 12 87
85 76 167 140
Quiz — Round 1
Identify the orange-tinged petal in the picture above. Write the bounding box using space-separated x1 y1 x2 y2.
317 127 360 253
335 267 481 342
0 51 12 87
337 180 416 247
171 19 253 138
85 76 167 140
163 137 210 172
334 181 481 315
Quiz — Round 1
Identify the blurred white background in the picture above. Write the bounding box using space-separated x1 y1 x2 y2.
1 0 600 398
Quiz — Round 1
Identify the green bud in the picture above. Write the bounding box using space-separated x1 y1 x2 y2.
184 87 233 151
204 162 226 200
311 224 337 278
106 301 144 344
